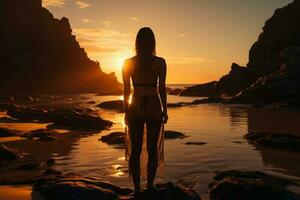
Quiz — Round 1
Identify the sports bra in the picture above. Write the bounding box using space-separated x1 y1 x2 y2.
132 56 158 87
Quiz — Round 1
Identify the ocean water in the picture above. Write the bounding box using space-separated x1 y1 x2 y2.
1 94 300 199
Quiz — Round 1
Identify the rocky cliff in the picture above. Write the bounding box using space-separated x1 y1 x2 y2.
216 0 300 98
0 0 121 94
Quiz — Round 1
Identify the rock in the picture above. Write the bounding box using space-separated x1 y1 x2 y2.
180 81 218 97
0 127 18 137
230 66 300 106
209 170 297 200
0 144 23 161
214 1 300 99
185 142 206 145
25 129 58 139
97 100 124 111
192 97 223 104
33 170 201 200
100 132 125 147
167 102 186 108
51 112 112 131
0 0 121 94
244 132 300 151
169 88 184 95
7 106 113 131
216 63 258 97
165 130 188 139
18 161 40 171
47 158 55 166
100 131 188 148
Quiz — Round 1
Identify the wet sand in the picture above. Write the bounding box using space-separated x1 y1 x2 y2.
0 94 300 199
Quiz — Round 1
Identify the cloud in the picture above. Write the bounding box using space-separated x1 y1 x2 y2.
82 18 92 23
43 0 66 7
168 56 215 64
177 33 185 37
74 28 133 55
102 20 111 27
130 17 139 21
75 1 90 9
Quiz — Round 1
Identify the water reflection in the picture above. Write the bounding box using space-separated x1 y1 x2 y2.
244 107 300 178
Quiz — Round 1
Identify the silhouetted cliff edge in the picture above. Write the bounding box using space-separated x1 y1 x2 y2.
180 0 300 106
0 0 121 94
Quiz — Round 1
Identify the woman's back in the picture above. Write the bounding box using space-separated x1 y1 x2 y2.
124 55 165 96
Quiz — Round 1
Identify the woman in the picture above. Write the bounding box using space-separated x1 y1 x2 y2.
122 27 168 194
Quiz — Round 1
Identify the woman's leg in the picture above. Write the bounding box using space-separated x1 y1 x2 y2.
128 122 144 192
146 122 161 189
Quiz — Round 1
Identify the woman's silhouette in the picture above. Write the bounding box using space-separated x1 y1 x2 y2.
122 27 168 195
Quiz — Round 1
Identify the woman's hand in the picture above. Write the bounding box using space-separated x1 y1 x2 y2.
162 111 168 124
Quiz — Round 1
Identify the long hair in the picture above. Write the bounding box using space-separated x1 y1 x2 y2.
135 27 156 67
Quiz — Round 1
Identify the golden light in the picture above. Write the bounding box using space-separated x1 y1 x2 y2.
110 49 133 71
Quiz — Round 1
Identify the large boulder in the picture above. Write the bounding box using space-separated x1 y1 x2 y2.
216 63 258 97
7 106 113 131
180 81 218 97
209 170 298 200
230 57 300 106
244 132 300 151
33 169 201 200
0 0 121 94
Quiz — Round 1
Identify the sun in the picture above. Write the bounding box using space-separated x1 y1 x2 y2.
112 50 133 70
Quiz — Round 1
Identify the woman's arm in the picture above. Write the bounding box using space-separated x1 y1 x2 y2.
122 60 131 113
159 58 168 123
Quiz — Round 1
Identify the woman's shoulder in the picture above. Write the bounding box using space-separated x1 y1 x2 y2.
154 56 166 64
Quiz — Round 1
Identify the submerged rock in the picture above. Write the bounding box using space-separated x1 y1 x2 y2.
185 142 207 145
33 169 201 200
100 132 125 147
209 170 297 200
0 144 23 161
164 130 188 139
97 100 124 111
100 130 187 148
244 132 300 151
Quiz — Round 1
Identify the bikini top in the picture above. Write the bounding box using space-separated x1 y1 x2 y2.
132 56 158 87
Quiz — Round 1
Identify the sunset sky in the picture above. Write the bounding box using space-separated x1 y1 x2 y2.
43 0 292 84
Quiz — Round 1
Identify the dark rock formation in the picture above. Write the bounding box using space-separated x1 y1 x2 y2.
230 56 300 106
97 100 124 111
97 100 196 111
209 170 298 200
164 130 188 139
244 132 300 151
7 106 113 131
100 132 125 148
0 144 23 161
180 81 218 97
169 88 184 95
216 1 300 99
100 130 187 148
0 0 121 94
185 142 207 145
0 127 19 137
33 169 201 200
216 63 258 97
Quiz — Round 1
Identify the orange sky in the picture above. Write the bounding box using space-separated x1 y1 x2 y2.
43 0 292 84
